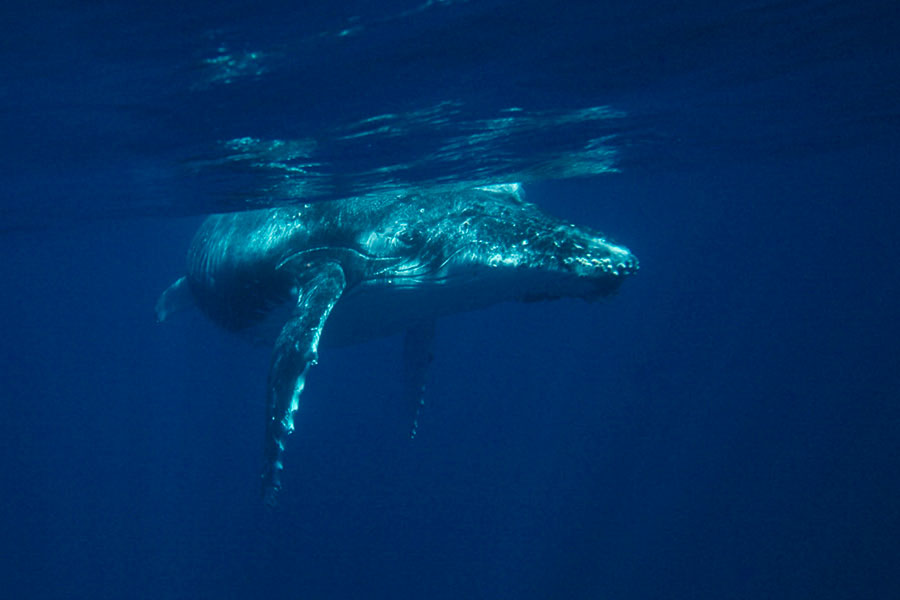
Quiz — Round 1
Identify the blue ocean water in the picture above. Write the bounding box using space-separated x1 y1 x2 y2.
1 1 898 598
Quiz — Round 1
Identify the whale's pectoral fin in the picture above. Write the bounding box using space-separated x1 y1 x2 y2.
403 320 436 439
155 276 194 322
262 262 346 506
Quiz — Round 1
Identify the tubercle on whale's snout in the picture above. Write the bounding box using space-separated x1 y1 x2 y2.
561 238 639 278
579 245 639 300
613 253 639 276
601 240 639 276
565 254 638 277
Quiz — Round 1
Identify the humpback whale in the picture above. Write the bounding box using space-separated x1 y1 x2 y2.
157 184 638 503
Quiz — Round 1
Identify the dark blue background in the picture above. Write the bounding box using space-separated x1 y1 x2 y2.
2 1 899 598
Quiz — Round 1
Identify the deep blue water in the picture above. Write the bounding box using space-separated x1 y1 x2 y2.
2 1 899 598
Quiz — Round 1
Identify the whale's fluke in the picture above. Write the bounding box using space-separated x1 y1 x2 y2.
155 276 193 323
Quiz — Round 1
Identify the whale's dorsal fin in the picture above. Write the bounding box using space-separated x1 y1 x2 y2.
262 261 346 505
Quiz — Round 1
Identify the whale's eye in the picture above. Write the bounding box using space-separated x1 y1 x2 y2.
396 228 421 247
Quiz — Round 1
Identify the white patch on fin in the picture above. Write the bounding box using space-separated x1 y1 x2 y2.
281 366 308 434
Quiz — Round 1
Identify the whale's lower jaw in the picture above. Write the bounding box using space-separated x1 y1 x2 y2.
232 264 629 349
321 268 626 347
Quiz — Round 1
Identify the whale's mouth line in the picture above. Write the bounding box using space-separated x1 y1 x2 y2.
277 245 408 279
394 246 469 276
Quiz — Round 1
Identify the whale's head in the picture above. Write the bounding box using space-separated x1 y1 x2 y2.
506 220 639 303
370 185 638 306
